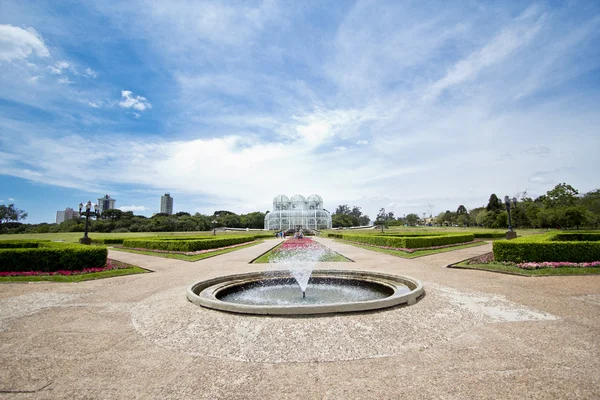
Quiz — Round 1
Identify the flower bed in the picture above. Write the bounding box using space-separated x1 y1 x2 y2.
466 252 600 270
0 259 133 277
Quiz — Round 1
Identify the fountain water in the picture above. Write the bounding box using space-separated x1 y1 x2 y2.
267 237 327 298
186 235 425 315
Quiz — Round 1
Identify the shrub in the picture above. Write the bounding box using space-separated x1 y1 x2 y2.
332 233 473 249
0 244 107 272
472 232 506 239
122 236 255 252
0 240 50 248
493 233 600 262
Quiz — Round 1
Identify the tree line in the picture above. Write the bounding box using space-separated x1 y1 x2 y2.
0 208 266 234
435 183 599 229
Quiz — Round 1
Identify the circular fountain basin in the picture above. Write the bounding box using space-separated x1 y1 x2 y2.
187 270 424 315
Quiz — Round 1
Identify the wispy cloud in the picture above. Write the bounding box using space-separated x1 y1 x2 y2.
118 90 151 113
0 24 49 61
1 1 599 221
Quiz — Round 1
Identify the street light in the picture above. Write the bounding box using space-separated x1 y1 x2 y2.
504 196 518 240
212 220 218 236
78 201 100 245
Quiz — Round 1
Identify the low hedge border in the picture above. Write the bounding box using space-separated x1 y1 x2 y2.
493 232 600 263
0 239 51 248
0 244 108 272
327 233 474 249
122 236 255 252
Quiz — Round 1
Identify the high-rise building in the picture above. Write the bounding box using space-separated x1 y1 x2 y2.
160 193 173 215
56 211 66 224
55 207 79 224
97 194 116 213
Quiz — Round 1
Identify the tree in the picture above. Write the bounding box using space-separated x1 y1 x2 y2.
564 206 587 229
375 208 390 231
102 209 123 221
405 213 419 226
544 183 579 208
0 204 27 231
456 205 467 215
486 194 502 212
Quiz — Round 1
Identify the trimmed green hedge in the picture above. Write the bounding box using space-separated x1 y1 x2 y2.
472 232 506 239
551 233 600 242
327 233 474 249
0 240 50 248
122 236 255 252
0 245 108 272
493 233 600 262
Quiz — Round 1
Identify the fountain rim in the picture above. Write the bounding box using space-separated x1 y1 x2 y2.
186 269 424 315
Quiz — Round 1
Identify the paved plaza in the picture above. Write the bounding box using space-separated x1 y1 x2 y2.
1 238 599 399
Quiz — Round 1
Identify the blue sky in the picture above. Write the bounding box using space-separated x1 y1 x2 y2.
1 0 599 224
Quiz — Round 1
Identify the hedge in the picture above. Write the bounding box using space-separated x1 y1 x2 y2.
551 233 600 242
122 236 255 252
327 233 474 249
0 245 108 272
493 233 600 263
0 240 50 248
472 232 506 239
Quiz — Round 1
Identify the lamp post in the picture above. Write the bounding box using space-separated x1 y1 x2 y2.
504 196 518 240
212 220 217 236
78 201 100 245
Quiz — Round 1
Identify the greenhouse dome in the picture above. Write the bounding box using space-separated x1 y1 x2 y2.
265 194 332 230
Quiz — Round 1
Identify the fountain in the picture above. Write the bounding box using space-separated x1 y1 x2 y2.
187 235 424 315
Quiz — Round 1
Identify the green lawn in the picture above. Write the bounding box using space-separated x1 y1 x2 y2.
0 266 148 283
450 261 600 276
252 243 351 264
332 239 486 259
111 240 263 261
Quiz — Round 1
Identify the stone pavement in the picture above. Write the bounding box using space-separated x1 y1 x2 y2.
1 238 599 399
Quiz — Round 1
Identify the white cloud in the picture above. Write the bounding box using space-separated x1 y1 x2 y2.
28 75 41 84
84 67 97 78
57 76 73 85
425 6 546 101
88 101 102 108
119 205 148 212
49 60 70 74
356 140 369 145
0 25 49 62
118 90 152 113
8 198 15 201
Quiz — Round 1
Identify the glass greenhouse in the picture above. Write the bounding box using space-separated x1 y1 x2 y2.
264 194 332 230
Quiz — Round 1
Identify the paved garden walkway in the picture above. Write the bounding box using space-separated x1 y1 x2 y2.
1 238 599 399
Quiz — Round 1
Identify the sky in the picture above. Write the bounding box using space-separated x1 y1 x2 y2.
0 0 599 224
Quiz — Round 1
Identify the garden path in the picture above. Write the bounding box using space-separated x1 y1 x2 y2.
1 238 599 399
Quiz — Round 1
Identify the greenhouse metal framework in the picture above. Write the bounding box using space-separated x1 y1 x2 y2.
264 194 332 230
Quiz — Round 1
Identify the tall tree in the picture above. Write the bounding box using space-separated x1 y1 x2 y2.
543 183 579 207
486 194 502 212
0 204 27 231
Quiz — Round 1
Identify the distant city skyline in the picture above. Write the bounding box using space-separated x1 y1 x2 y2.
1 1 599 224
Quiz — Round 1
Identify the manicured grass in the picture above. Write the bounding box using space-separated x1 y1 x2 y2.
252 243 351 264
450 261 600 276
0 266 148 282
333 239 486 259
111 240 263 261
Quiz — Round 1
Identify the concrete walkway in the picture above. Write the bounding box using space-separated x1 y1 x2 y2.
1 238 599 399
